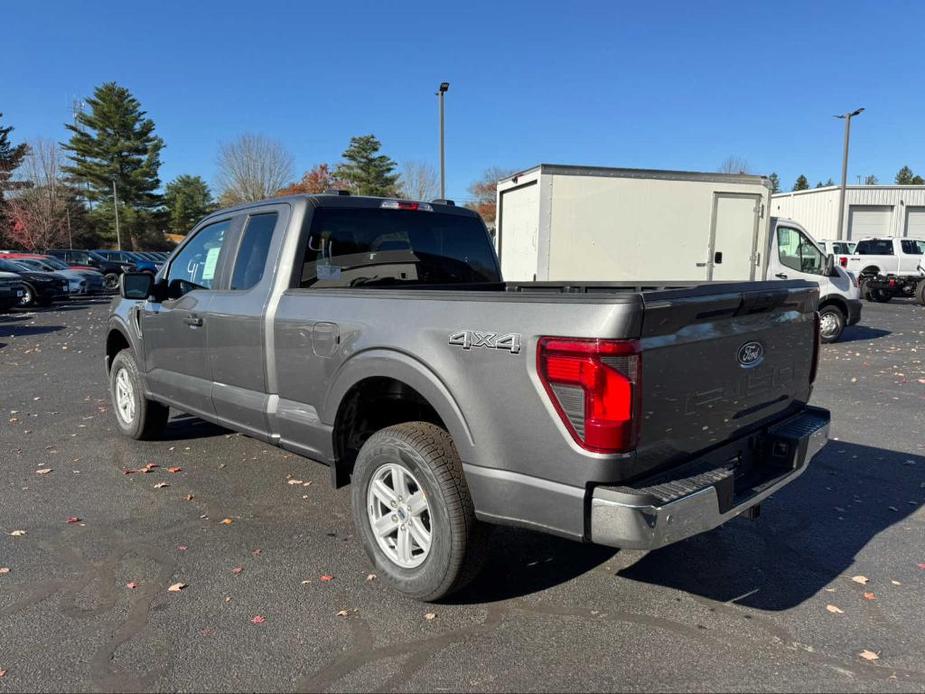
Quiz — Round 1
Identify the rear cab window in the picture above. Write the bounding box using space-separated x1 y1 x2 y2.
298 205 500 288
230 213 278 290
900 239 924 255
856 240 894 255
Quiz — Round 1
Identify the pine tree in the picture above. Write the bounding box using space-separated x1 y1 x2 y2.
62 82 164 245
164 175 214 235
792 175 809 191
334 135 399 197
864 175 879 185
0 113 29 198
768 172 780 194
894 165 922 185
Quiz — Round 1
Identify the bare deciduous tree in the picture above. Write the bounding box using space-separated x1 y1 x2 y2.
718 156 750 174
399 161 439 201
215 133 294 204
4 139 69 250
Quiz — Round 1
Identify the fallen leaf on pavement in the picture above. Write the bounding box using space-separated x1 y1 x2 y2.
826 604 844 614
891 580 901 586
320 574 334 582
35 468 52 475
168 582 187 592
252 548 262 556
366 573 377 582
863 592 877 601
336 610 349 617
0 568 10 574
9 530 26 537
0 669 6 678
250 615 265 624
167 467 183 473
185 495 194 501
153 482 169 489
858 650 880 661
220 518 234 525
287 479 303 485
66 516 80 524
424 612 437 621
177 545 188 551
851 575 869 585
301 580 311 585
231 566 244 575
126 582 139 589
917 563 925 570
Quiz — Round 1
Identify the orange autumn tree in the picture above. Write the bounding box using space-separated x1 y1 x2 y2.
276 163 342 196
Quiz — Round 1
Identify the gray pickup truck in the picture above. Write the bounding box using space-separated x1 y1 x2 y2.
106 193 830 600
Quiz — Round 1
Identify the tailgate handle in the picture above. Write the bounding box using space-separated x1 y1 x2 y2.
714 251 723 264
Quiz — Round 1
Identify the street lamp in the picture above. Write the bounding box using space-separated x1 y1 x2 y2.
437 82 449 199
835 107 864 238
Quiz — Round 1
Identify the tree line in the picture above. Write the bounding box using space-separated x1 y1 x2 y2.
0 81 508 251
719 157 925 194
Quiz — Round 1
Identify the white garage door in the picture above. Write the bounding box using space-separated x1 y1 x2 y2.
847 205 892 240
904 207 925 240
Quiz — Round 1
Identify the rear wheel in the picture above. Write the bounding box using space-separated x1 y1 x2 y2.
18 284 35 308
818 305 846 343
103 272 120 290
869 288 892 303
916 279 925 306
351 422 490 601
109 350 168 440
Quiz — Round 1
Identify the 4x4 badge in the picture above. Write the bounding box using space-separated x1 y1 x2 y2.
449 330 521 354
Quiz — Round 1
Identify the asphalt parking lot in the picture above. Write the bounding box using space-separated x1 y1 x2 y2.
1 297 924 693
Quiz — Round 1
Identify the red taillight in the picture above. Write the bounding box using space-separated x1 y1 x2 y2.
537 337 641 454
810 313 821 383
839 256 848 267
380 200 433 212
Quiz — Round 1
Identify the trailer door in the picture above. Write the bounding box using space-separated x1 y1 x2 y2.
498 180 540 281
709 193 761 281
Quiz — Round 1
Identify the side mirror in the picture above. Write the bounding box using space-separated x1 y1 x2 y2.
824 253 835 276
120 272 154 300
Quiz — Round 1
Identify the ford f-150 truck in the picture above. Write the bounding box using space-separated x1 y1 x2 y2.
106 193 830 600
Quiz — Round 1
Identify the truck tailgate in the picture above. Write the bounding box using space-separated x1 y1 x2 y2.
634 281 819 477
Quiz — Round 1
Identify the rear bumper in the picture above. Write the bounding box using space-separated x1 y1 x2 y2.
846 299 862 325
589 406 830 550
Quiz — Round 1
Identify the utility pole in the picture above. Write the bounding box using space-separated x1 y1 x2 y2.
66 206 72 248
437 82 449 199
112 180 122 250
835 107 864 238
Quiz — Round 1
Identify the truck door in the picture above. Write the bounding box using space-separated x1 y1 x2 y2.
709 193 761 281
206 205 289 438
141 216 239 415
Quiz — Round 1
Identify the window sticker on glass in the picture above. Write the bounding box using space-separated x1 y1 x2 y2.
316 261 342 280
201 246 221 281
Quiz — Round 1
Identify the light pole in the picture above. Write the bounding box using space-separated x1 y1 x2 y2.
835 107 864 238
112 180 122 251
437 82 449 199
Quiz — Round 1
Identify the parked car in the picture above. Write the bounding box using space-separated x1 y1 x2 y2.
820 239 857 256
495 165 861 342
843 237 925 303
5 256 104 295
0 258 68 307
46 249 135 289
0 271 26 312
94 249 159 274
106 193 830 601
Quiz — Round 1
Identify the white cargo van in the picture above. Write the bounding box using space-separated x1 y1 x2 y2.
495 164 861 342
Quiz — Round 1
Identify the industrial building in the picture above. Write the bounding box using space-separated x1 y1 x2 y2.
770 185 925 241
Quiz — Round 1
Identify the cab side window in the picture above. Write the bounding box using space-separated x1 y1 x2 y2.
777 227 824 275
166 219 232 296
900 240 923 255
230 213 278 290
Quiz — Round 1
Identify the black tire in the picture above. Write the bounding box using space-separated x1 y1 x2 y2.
869 288 892 303
351 422 490 601
818 305 846 343
103 272 120 290
109 350 168 440
916 279 925 306
36 296 54 308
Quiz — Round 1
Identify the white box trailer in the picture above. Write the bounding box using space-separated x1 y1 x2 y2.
495 164 772 283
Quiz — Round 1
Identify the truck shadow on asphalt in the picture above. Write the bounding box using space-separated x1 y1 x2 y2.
837 325 891 343
615 441 924 610
160 413 230 441
0 323 65 341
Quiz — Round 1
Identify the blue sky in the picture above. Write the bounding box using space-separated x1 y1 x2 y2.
3 0 923 202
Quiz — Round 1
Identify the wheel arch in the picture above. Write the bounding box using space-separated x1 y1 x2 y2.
325 349 475 487
105 321 135 372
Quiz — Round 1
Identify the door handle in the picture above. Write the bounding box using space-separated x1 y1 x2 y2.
696 262 708 267
184 314 203 327
775 273 788 279
714 251 723 264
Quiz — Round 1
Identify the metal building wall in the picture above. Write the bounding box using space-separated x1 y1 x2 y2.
770 186 925 240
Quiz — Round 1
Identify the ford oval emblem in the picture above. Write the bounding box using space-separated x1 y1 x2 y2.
737 341 764 368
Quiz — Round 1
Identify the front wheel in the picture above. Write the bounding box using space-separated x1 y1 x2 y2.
103 272 120 290
869 288 892 303
351 422 490 601
916 279 925 306
109 350 168 440
818 305 846 343
18 284 35 308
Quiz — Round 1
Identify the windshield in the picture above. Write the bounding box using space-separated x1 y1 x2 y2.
39 256 70 270
0 259 28 273
299 207 501 288
88 251 110 263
